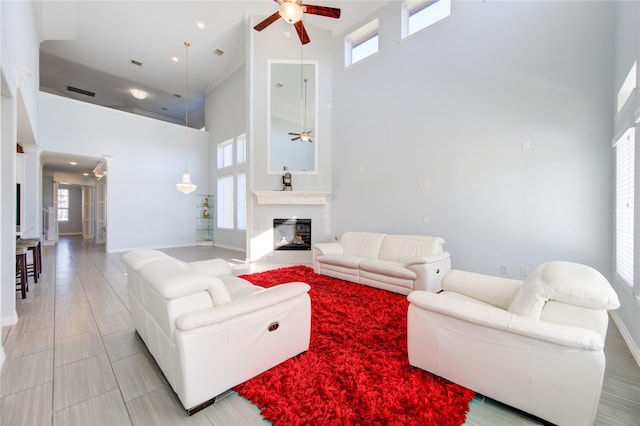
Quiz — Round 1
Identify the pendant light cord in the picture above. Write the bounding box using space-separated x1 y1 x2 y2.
184 41 190 170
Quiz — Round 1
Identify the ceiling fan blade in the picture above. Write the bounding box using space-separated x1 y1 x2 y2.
254 11 281 31
303 4 341 19
288 132 300 136
294 20 311 45
290 136 302 141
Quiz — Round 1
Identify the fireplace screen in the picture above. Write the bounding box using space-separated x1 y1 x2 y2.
273 218 311 251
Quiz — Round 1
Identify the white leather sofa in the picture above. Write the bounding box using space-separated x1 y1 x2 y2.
312 232 450 294
123 249 311 414
407 261 620 426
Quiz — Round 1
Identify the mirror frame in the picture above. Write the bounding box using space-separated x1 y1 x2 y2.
267 59 319 175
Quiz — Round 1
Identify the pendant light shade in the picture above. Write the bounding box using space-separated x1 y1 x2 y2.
176 41 197 194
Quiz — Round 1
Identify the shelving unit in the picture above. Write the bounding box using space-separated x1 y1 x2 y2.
196 194 214 245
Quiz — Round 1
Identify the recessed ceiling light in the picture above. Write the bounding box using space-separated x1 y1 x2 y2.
171 56 179 62
82 173 89 176
69 161 77 165
197 22 205 29
130 89 148 100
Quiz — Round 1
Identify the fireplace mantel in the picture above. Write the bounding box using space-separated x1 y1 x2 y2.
253 191 330 205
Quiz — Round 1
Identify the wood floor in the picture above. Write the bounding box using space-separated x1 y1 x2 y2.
1 236 638 425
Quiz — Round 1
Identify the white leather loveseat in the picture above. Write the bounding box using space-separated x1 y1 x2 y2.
123 249 311 414
407 261 620 426
312 232 451 294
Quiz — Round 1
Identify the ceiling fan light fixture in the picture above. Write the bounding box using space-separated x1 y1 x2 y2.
279 1 303 24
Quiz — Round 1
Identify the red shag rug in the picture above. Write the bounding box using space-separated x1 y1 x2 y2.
235 266 474 426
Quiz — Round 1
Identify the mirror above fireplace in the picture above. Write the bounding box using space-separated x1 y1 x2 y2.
268 60 318 174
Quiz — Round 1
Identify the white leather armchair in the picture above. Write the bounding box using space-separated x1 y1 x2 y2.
123 250 311 414
407 261 620 426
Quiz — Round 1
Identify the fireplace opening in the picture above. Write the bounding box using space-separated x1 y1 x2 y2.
273 218 311 251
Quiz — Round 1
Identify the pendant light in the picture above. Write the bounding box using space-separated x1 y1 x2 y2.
176 41 197 194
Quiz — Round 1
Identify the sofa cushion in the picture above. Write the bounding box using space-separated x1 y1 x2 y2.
378 235 445 262
359 259 417 280
316 254 363 269
509 261 620 319
139 258 231 304
339 232 385 258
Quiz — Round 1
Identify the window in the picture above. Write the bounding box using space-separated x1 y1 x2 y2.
615 127 635 287
236 173 246 230
57 188 69 222
217 139 233 169
236 134 246 164
617 61 637 113
216 134 247 231
346 19 379 67
217 176 234 229
402 0 451 39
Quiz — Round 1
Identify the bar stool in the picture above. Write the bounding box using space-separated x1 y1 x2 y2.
16 239 39 284
19 237 42 278
16 246 29 299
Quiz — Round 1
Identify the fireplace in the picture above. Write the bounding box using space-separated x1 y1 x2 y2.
273 218 311 251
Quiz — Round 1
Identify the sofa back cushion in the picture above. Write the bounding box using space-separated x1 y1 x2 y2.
379 235 445 262
509 261 620 319
138 257 231 305
339 232 386 258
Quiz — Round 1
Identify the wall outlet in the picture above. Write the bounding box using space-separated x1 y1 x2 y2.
520 266 529 277
423 215 430 224
500 264 508 275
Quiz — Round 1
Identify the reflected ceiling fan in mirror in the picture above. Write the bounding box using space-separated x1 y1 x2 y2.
289 78 312 143
254 0 341 45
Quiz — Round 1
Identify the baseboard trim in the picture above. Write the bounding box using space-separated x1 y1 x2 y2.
610 311 640 367
1 311 18 327
212 243 245 252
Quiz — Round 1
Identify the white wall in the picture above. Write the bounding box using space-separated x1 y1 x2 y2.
331 1 614 278
1 0 40 331
206 65 247 251
246 18 333 262
39 93 209 252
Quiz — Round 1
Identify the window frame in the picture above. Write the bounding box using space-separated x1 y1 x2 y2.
57 188 70 222
345 19 379 68
614 127 635 288
401 0 452 40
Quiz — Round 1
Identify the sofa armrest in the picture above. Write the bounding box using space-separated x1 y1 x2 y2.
408 291 605 350
175 282 310 331
313 242 343 256
404 252 450 267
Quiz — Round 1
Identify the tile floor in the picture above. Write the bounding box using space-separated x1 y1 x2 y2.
1 236 638 425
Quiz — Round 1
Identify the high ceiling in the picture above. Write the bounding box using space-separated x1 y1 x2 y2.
38 0 387 130
37 1 387 177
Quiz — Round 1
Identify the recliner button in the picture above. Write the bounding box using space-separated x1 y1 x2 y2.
268 322 279 332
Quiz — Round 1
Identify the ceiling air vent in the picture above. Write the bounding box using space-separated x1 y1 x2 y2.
174 93 182 98
214 49 224 57
131 59 143 67
66 85 95 97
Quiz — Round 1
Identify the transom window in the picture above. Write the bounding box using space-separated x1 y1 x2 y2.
346 19 379 67
402 0 452 39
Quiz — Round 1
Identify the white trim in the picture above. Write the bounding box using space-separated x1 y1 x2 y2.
610 311 640 368
1 311 18 327
253 191 330 205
